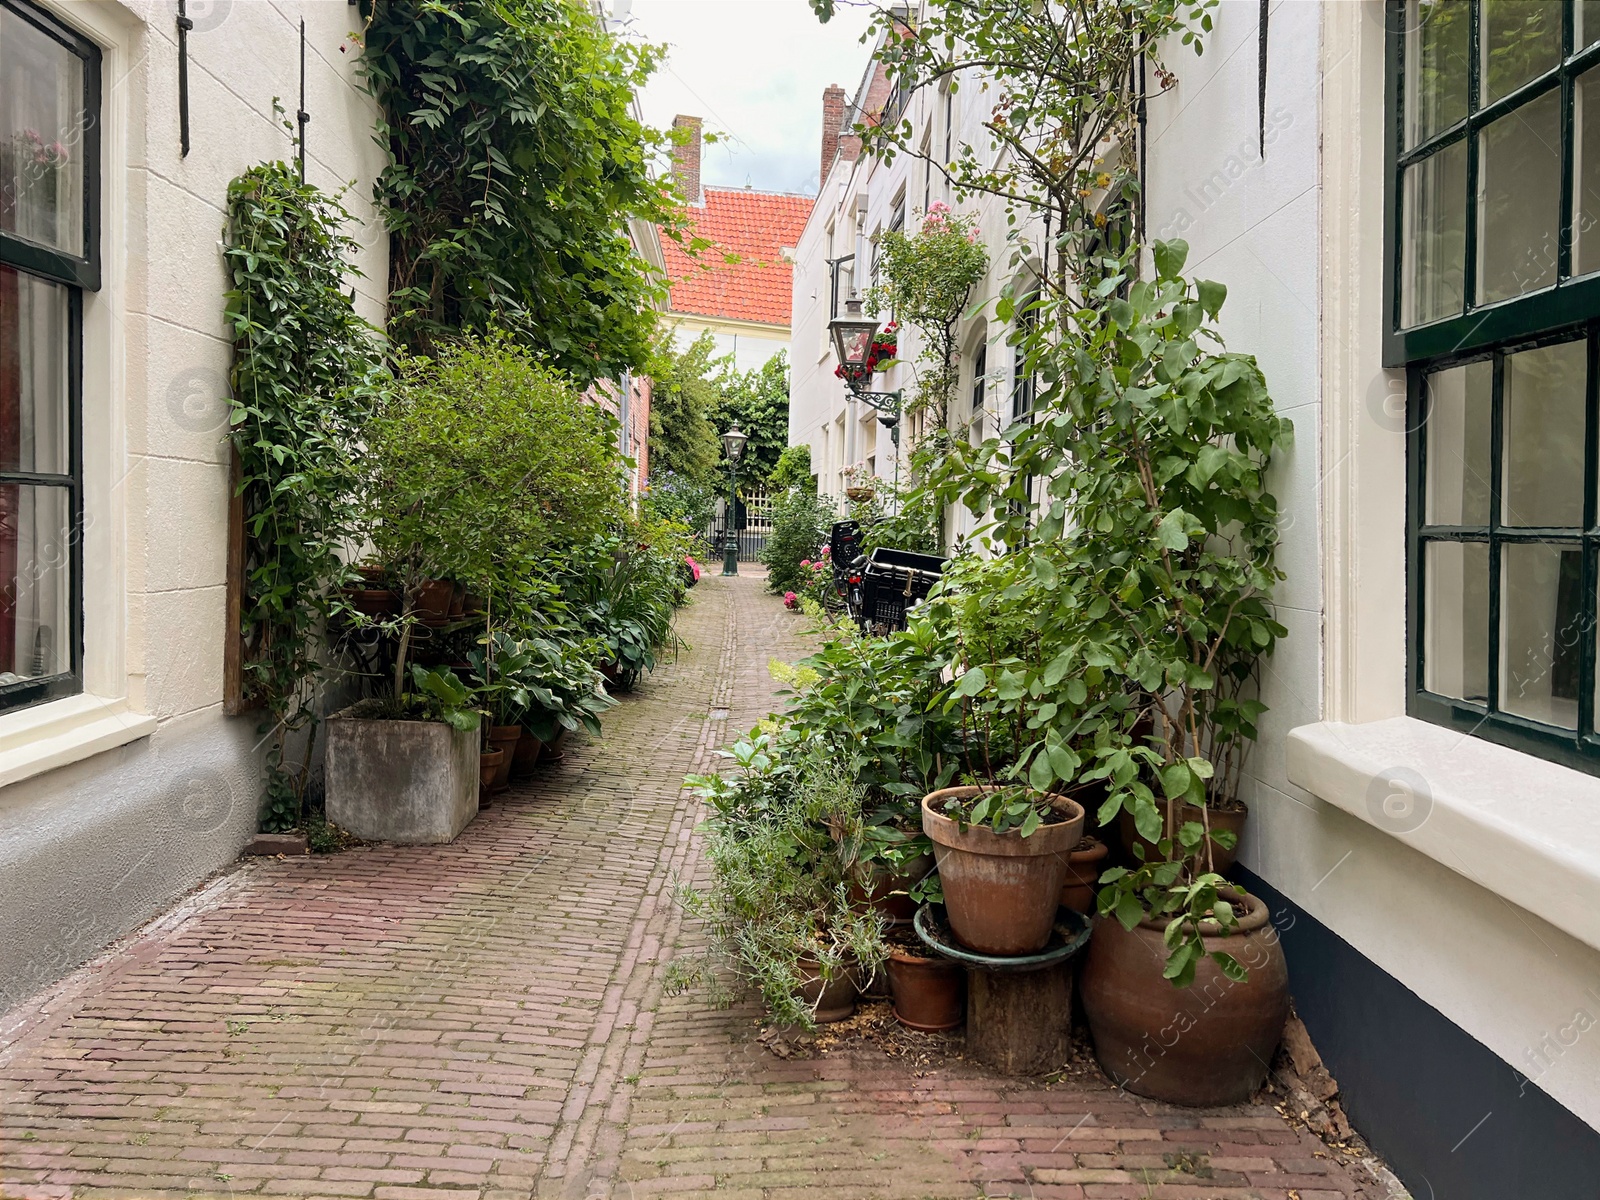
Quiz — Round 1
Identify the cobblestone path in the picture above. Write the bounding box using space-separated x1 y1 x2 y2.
0 574 1363 1200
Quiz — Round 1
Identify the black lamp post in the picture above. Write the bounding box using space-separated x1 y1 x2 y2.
720 423 748 577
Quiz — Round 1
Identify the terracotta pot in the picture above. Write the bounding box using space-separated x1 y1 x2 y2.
540 726 570 763
511 729 543 777
415 579 455 620
346 587 399 617
448 585 466 617
356 565 388 585
1080 889 1289 1106
796 958 858 1024
1117 802 1248 875
486 725 520 792
921 787 1086 957
1060 836 1110 914
886 950 965 1031
849 853 935 925
478 748 505 792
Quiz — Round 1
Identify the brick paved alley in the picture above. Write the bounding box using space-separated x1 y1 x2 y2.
0 574 1366 1200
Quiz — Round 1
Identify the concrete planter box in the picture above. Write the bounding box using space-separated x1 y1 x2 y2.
325 710 479 844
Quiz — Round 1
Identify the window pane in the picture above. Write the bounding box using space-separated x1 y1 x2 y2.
1425 359 1493 525
1576 67 1600 277
0 7 85 256
1405 0 1470 147
1402 142 1467 326
1500 541 1584 729
1583 0 1600 47
0 483 71 682
1424 539 1490 703
0 266 70 475
1477 88 1562 304
1481 0 1563 104
1502 339 1587 528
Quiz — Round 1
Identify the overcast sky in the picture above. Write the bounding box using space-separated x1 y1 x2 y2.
619 0 877 196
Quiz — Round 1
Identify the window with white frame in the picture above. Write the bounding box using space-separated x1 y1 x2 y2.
0 0 96 715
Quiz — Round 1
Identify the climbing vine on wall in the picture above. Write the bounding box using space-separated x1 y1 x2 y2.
223 162 379 830
360 0 692 385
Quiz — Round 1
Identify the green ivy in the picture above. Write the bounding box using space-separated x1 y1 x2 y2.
222 163 379 830
360 0 693 383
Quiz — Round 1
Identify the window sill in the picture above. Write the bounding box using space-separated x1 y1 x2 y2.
1287 716 1600 955
0 695 158 792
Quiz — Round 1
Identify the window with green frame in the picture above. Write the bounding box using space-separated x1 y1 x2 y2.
1394 0 1600 769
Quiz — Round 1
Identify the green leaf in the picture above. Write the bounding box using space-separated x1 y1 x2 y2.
953 666 989 697
1156 510 1189 550
1213 951 1249 982
1160 761 1192 800
1196 278 1227 317
1153 239 1189 280
1027 747 1055 792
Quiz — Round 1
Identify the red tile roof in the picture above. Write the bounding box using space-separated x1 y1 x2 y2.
659 188 814 327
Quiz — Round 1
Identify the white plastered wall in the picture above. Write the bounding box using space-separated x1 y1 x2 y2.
1146 0 1600 1130
0 0 389 1012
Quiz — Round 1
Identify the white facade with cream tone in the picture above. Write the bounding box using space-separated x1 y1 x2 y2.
790 2 1600 1188
0 0 388 1010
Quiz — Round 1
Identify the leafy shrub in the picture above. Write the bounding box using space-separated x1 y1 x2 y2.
359 333 627 700
675 739 888 1029
769 444 815 493
760 488 835 595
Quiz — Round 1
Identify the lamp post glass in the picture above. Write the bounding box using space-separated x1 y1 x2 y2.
830 298 880 373
721 424 747 576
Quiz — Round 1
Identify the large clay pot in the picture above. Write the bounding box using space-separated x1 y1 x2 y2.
849 852 935 925
540 726 570 763
1080 889 1289 1106
796 958 858 1024
486 725 521 792
921 787 1085 956
1117 802 1248 875
886 950 964 1031
1060 836 1110 914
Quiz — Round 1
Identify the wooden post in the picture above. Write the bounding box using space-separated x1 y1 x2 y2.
965 962 1074 1076
223 444 246 715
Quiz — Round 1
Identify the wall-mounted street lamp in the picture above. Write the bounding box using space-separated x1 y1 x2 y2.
827 297 903 497
720 423 748 577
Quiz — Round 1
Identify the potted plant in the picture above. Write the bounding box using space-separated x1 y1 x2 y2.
467 632 537 792
326 335 628 842
674 739 888 1028
324 664 482 844
1082 828 1288 1105
843 465 877 504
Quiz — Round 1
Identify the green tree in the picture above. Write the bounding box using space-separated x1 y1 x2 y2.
647 330 725 484
716 350 791 486
361 0 697 383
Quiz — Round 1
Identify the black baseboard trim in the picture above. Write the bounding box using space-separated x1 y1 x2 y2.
1237 867 1600 1200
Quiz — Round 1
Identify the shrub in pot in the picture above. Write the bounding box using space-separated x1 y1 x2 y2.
1082 827 1287 1106
673 739 888 1029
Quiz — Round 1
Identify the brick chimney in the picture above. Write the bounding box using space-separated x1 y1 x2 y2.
672 114 703 206
820 85 846 185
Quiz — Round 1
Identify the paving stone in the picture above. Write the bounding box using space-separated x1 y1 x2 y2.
0 574 1364 1199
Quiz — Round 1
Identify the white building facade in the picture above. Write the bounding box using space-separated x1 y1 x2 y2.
789 3 1600 1193
0 0 388 1010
